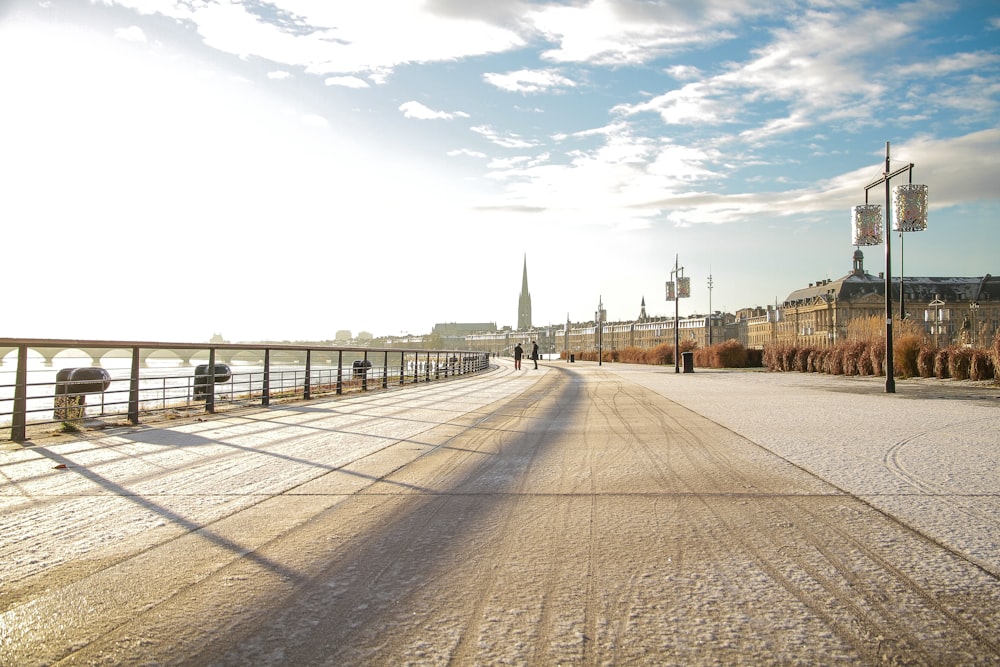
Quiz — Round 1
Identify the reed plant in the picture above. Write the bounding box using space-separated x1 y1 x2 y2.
869 340 885 377
759 314 995 384
692 339 751 368
970 349 995 381
857 343 876 375
948 346 973 381
847 315 884 342
843 341 867 376
762 345 780 371
617 346 647 364
794 347 811 373
807 349 823 372
993 328 1000 374
784 345 797 371
934 348 951 379
564 339 760 368
714 339 749 368
917 345 937 378
894 333 923 379
828 347 845 375
646 342 675 365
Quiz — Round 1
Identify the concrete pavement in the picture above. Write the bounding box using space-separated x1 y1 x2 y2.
2 359 999 665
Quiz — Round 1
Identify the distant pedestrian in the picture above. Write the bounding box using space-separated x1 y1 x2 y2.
513 343 523 370
531 341 539 369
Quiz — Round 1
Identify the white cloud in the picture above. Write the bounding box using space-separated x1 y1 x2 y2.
399 101 468 120
614 81 728 126
301 113 329 127
447 148 487 159
894 51 1000 77
114 25 146 42
471 125 538 149
483 68 576 93
268 70 293 80
526 0 760 65
325 75 369 88
104 0 525 79
665 65 702 80
610 3 963 146
487 154 550 170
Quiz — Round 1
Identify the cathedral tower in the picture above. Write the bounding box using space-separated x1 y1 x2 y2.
518 255 533 330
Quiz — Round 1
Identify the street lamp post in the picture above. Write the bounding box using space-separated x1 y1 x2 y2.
969 302 980 348
926 295 946 348
667 255 690 373
596 296 605 366
707 273 714 346
851 141 928 393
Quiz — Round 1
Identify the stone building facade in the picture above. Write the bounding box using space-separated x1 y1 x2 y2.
747 250 1000 349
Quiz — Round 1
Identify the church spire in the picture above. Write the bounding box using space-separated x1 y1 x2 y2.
518 255 533 330
639 296 648 321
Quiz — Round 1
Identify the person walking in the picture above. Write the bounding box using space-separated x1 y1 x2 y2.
531 341 539 369
513 343 523 370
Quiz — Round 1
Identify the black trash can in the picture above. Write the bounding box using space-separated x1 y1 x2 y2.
682 351 694 373
569 353 575 363
194 364 232 400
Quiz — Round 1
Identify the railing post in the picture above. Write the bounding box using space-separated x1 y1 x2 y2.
11 345 27 442
128 346 140 425
262 348 271 406
425 352 431 382
304 350 312 400
336 350 343 395
206 348 216 414
383 350 389 389
362 351 368 392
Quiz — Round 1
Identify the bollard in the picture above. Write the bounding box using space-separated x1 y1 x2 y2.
54 367 111 421
193 364 232 400
352 359 371 380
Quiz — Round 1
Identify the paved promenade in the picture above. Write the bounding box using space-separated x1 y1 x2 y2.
2 360 999 665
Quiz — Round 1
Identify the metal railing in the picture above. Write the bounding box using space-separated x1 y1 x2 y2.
0 338 491 442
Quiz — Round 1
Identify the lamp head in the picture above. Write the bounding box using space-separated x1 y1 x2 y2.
892 183 928 232
851 203 882 246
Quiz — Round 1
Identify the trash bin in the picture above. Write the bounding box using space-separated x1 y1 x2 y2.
194 364 232 400
54 367 111 420
569 353 575 363
682 351 694 373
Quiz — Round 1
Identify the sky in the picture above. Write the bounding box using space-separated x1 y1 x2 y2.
1 0 998 344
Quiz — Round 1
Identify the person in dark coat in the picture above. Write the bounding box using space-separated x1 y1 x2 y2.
531 341 539 369
513 343 523 370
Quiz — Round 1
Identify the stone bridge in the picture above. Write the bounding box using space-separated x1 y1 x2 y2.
0 343 339 368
